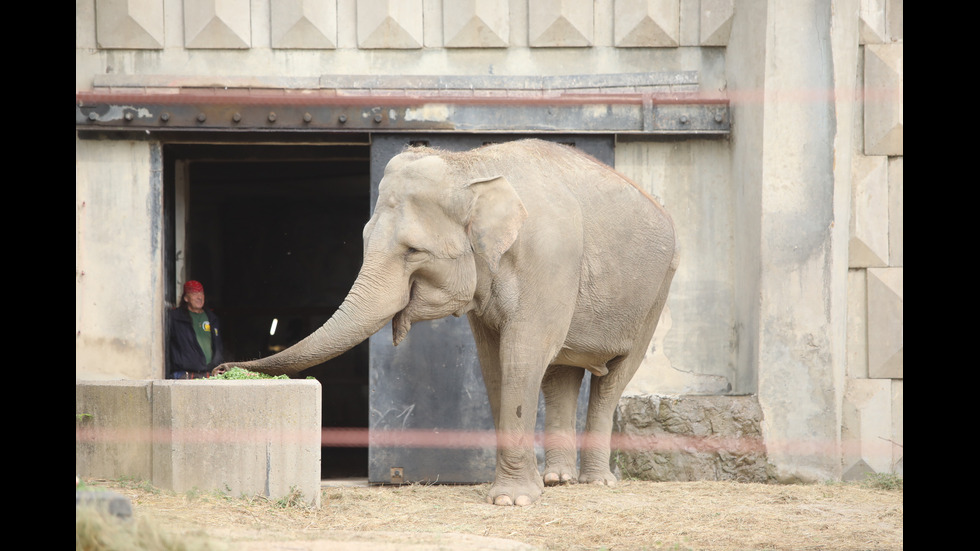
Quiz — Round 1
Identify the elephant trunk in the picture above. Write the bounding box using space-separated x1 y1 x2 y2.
217 265 408 377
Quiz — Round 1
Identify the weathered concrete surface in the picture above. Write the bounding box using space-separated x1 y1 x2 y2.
76 380 154 481
726 0 850 483
75 138 165 381
76 379 322 507
613 394 770 483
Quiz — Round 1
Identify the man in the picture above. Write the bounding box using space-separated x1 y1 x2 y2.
167 280 225 379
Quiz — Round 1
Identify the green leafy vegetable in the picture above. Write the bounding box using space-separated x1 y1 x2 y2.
207 367 290 380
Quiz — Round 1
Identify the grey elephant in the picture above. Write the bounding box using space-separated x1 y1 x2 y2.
214 139 678 506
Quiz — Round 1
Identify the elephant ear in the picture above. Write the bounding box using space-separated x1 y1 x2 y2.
465 175 528 272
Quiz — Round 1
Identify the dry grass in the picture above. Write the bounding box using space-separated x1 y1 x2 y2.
77 477 902 550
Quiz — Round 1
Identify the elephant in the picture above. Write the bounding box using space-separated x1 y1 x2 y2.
214 139 678 506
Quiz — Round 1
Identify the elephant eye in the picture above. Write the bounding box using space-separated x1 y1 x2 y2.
405 247 427 259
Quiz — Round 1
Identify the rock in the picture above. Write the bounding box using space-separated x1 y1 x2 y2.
76 490 133 519
613 394 772 483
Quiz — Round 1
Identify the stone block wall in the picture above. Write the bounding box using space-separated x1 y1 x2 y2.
613 395 769 482
844 0 903 480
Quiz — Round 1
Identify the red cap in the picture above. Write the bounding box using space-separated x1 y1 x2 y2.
183 280 204 294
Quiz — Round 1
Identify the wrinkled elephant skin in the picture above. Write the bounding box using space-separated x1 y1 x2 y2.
214 139 678 506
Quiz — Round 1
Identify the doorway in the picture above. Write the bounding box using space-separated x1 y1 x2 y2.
165 143 372 479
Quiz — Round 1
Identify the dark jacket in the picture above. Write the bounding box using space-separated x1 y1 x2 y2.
167 307 225 378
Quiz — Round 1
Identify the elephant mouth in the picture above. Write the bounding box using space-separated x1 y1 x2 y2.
391 282 417 346
392 310 412 346
391 281 470 346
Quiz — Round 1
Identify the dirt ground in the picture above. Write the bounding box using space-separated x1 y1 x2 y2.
77 477 902 550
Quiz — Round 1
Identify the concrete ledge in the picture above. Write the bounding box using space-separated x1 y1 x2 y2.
76 380 154 481
613 394 770 482
76 379 322 507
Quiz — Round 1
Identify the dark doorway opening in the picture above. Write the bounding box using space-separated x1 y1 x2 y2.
165 143 371 480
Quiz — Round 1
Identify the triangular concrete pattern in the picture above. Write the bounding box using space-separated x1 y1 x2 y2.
445 15 508 48
187 16 249 49
531 15 591 47
360 16 422 49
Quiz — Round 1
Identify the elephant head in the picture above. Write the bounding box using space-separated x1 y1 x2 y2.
214 147 528 377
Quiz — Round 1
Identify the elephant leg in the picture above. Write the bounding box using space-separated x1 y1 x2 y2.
470 316 546 506
541 364 584 485
469 316 502 427
578 355 641 485
484 321 569 506
579 263 676 485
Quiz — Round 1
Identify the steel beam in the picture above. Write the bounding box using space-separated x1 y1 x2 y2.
75 90 730 136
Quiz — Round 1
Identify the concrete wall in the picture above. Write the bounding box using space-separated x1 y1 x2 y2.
76 380 154 480
725 0 849 482
76 380 322 506
845 0 903 480
76 139 165 380
75 0 731 89
721 0 903 481
618 139 738 395
75 0 903 482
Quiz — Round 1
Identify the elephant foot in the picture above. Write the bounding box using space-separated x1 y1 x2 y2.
578 469 617 486
486 479 543 507
542 469 578 486
543 447 579 486
488 493 535 506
